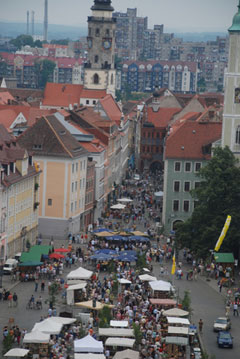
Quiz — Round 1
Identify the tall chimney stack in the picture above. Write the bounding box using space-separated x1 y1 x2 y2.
44 0 48 42
31 10 35 37
27 11 29 35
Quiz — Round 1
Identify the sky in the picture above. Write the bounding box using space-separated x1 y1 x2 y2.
1 0 239 32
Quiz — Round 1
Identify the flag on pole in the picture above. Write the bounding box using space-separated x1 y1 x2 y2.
171 254 176 275
214 215 231 252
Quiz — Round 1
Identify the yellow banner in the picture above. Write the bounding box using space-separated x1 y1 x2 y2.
214 215 231 252
171 254 176 275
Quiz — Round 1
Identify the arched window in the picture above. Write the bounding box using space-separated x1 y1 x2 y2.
111 74 114 85
236 126 240 144
106 29 110 36
93 73 99 84
235 88 240 103
95 28 100 36
94 55 99 63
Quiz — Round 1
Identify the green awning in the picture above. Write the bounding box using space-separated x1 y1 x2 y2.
214 253 234 263
19 261 43 267
20 245 52 263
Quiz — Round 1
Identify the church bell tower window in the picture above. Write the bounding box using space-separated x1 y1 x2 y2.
93 73 99 84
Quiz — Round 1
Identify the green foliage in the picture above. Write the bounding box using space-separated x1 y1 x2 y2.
47 282 60 308
197 77 206 92
180 290 192 312
133 322 142 346
112 274 119 295
176 147 240 259
34 59 56 88
10 34 34 49
34 40 42 48
98 306 112 328
107 260 115 274
50 39 69 45
136 253 147 270
2 334 13 355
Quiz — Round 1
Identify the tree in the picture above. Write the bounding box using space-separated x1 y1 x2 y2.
34 59 56 88
10 34 34 49
34 40 42 48
98 306 112 327
133 322 142 347
50 39 69 45
136 253 147 270
176 146 240 259
2 334 13 355
181 290 192 312
46 282 60 308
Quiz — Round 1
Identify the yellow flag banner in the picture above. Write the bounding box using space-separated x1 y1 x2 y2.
214 215 231 252
171 254 176 275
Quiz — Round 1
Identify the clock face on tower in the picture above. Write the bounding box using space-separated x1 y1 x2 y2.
103 40 111 50
88 39 92 49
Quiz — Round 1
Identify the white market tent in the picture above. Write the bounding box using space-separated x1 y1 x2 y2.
149 280 173 292
165 336 189 346
113 349 140 359
4 348 29 357
67 267 93 280
142 268 150 272
105 338 135 348
118 278 132 284
23 330 50 344
110 204 126 210
74 335 104 353
117 198 133 203
168 326 189 335
75 355 106 359
99 328 134 337
32 318 63 334
110 320 129 328
163 308 189 317
50 316 77 325
139 274 157 282
167 317 190 326
154 191 164 197
67 282 87 305
75 300 114 311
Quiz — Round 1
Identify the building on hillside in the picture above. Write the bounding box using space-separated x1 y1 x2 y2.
121 60 200 93
113 8 148 60
139 90 182 172
17 114 89 239
0 124 40 259
162 109 222 233
84 0 117 97
0 52 84 88
221 2 240 160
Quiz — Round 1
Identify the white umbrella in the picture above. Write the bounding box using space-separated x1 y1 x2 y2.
154 191 164 197
4 348 29 357
117 198 133 203
139 274 157 282
111 204 126 210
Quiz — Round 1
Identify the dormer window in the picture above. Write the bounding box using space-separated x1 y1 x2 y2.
33 144 42 150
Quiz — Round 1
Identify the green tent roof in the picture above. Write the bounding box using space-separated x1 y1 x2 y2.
20 245 52 263
19 261 43 267
214 253 234 263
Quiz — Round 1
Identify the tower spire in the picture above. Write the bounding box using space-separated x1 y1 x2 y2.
228 1 240 32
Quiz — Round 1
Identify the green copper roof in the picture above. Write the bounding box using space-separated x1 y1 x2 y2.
229 1 240 32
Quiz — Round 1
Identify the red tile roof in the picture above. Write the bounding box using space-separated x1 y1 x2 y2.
80 89 107 99
0 105 55 129
42 83 83 107
80 141 105 153
99 95 122 125
165 119 222 160
147 107 181 128
0 91 14 105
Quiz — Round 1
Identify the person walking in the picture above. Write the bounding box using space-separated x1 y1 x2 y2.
233 302 239 316
198 319 203 334
34 279 39 292
8 292 13 307
13 292 18 307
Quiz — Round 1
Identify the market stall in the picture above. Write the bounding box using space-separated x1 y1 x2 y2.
67 267 93 281
113 349 140 359
67 282 87 305
149 280 174 299
74 334 104 353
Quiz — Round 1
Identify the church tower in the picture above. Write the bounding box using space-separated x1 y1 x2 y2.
84 0 116 97
222 1 240 158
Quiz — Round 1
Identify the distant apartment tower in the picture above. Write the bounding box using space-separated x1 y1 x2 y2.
26 11 29 35
44 0 48 42
113 8 148 60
